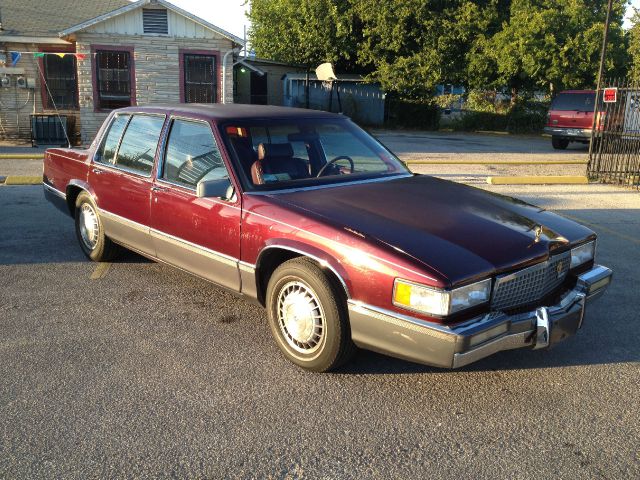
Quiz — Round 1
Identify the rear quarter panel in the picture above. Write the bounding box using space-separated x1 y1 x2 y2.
43 148 92 199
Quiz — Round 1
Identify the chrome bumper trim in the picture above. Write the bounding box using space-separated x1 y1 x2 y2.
348 264 612 369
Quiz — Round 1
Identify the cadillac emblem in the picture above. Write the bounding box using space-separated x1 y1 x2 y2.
556 261 564 278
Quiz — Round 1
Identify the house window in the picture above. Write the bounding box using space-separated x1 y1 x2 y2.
42 54 78 109
95 50 132 110
143 9 168 34
183 54 217 103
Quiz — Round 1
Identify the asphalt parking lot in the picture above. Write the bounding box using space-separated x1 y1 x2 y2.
1 180 639 479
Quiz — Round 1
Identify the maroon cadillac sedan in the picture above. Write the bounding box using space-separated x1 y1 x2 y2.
43 104 612 372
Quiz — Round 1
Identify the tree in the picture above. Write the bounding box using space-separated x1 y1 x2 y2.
467 0 629 98
247 0 359 70
630 8 640 82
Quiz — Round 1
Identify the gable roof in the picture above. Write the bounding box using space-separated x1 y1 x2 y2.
0 0 130 37
60 0 244 45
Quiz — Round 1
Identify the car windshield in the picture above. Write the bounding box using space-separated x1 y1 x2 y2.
221 118 409 191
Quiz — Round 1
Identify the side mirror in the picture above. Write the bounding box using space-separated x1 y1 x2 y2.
196 178 235 200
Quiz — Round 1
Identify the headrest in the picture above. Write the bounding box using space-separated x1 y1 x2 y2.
257 143 294 160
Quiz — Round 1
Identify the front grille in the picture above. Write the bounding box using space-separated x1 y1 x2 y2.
491 252 571 311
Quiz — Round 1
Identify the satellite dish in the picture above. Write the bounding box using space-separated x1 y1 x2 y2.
315 63 337 81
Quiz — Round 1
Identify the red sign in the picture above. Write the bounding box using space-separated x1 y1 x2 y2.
603 87 618 103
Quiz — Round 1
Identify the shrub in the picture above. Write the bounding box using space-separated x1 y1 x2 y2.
385 98 440 130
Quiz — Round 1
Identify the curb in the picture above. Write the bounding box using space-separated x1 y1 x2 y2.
0 154 45 160
2 175 43 185
486 175 589 185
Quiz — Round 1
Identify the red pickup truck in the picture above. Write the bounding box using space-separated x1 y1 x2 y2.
43 104 612 372
544 90 597 150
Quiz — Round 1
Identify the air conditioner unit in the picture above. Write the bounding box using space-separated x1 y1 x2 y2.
0 76 10 87
17 76 35 89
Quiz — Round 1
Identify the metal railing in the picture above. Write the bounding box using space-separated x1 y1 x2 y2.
588 78 640 189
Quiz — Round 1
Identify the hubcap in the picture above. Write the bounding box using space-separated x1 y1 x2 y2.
79 203 99 250
277 281 325 354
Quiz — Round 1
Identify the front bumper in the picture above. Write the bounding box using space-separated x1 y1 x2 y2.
348 265 612 369
544 126 592 141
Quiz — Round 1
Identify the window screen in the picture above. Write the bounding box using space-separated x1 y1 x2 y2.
163 120 226 188
43 54 78 109
115 115 165 174
96 51 132 109
95 114 130 165
183 54 217 103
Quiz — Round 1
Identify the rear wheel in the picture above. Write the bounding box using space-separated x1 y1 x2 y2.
266 257 356 372
551 136 569 150
74 191 120 262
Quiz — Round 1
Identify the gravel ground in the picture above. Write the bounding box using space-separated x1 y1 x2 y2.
0 182 638 479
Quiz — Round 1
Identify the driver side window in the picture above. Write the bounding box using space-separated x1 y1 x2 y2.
162 119 227 188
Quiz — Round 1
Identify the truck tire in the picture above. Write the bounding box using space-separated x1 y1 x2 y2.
74 191 120 262
552 136 569 150
266 257 356 372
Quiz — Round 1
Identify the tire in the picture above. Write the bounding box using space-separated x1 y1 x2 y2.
266 257 356 372
551 136 569 150
74 191 120 262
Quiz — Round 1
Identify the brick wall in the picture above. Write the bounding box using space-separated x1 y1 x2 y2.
75 33 235 143
0 42 80 143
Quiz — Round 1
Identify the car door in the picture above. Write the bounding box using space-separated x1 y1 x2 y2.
89 113 166 256
150 117 242 291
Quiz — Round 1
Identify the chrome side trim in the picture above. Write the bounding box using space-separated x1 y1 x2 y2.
259 245 351 298
347 300 453 337
238 261 256 273
98 208 148 234
149 228 238 267
43 182 66 199
244 173 413 195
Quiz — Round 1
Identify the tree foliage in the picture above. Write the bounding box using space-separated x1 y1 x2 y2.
630 8 640 82
248 0 630 97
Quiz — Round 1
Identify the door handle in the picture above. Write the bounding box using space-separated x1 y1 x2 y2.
92 168 103 174
150 186 168 192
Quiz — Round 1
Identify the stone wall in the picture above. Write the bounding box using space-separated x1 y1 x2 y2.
0 42 80 143
74 33 235 143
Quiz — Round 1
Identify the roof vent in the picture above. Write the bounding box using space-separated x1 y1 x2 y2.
143 9 168 35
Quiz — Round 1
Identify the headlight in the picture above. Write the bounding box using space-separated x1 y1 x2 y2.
570 241 595 268
393 278 491 316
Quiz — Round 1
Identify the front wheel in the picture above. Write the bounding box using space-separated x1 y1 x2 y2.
266 257 356 372
74 191 120 262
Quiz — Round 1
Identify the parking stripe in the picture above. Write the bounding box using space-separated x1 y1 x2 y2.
90 263 111 280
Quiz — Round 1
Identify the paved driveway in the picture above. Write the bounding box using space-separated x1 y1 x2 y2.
0 183 638 478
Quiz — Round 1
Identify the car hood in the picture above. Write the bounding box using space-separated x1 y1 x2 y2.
269 175 595 286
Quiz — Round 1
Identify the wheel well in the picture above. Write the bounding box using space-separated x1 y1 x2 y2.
255 248 348 306
65 185 83 218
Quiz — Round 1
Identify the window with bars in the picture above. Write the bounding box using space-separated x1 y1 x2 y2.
183 54 217 103
42 54 78 109
95 50 132 110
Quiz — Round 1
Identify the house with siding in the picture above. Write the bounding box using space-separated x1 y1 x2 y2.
0 0 243 143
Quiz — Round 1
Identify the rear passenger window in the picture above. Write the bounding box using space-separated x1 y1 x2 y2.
162 119 227 188
115 115 165 175
96 114 129 165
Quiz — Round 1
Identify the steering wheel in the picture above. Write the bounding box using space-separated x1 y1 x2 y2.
316 155 355 177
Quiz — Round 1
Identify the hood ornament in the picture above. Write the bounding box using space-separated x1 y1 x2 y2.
533 225 543 243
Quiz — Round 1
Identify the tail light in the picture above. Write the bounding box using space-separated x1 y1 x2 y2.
596 111 606 131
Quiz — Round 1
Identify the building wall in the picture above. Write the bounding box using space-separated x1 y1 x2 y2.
74 32 235 142
0 42 80 142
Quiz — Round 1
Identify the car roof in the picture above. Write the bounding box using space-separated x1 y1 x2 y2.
116 103 345 121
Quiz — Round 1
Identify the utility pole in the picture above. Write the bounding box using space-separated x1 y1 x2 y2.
588 0 614 163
